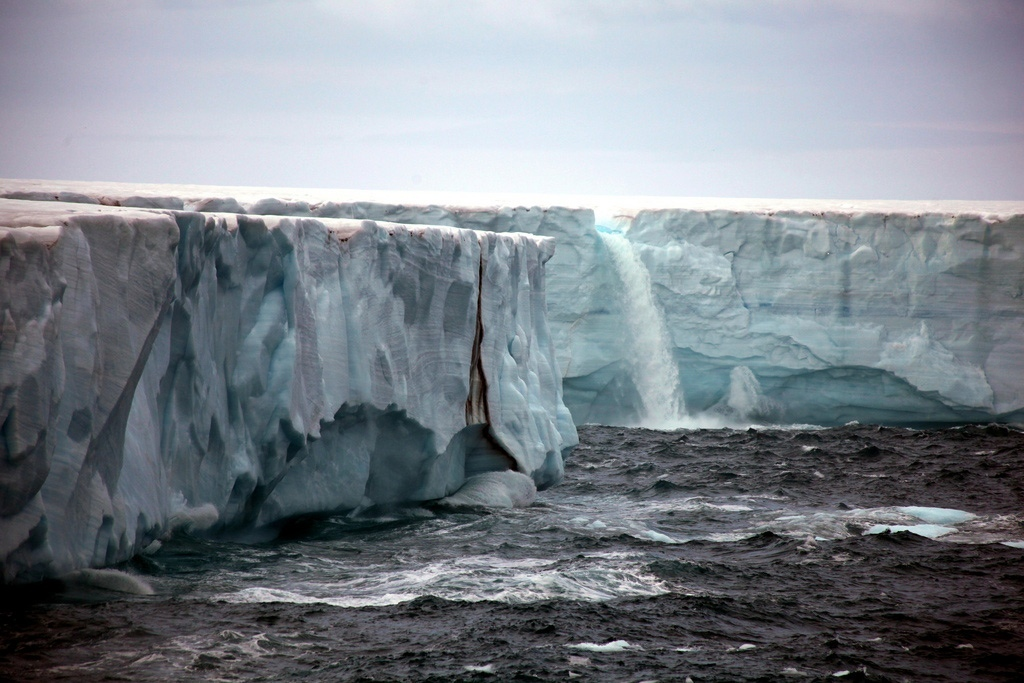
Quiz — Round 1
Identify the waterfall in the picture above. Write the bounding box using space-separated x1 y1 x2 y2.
726 365 774 422
600 232 683 427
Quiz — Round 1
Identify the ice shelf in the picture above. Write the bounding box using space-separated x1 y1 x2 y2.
0 191 576 582
2 178 1022 581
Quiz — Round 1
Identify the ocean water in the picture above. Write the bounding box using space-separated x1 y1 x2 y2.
3 423 1024 682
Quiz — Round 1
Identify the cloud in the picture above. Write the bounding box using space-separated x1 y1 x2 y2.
1 0 1021 197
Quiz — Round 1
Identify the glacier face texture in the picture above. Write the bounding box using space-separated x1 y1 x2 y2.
2 180 1023 580
65 185 1015 430
163 190 1020 428
0 196 576 582
622 208 1024 426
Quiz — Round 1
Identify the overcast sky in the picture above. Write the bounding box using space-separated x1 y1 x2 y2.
1 0 1022 199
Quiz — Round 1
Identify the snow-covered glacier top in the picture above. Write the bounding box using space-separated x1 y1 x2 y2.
3 177 1021 218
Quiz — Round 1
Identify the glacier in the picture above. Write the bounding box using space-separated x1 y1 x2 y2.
0 190 576 583
14 182 1012 428
1 179 1022 581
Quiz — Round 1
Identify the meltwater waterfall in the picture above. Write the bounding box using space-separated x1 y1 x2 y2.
599 232 683 427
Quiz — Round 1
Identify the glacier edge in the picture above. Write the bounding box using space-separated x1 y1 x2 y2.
0 198 577 583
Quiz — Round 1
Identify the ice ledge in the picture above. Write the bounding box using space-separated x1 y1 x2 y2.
0 197 576 583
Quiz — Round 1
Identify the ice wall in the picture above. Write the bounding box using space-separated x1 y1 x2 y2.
166 190 1019 428
0 197 576 583
3 180 1022 431
44 184 1010 429
626 207 1024 426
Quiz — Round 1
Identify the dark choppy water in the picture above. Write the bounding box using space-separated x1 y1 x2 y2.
3 424 1024 682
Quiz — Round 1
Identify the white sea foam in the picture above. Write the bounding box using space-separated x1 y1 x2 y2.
169 492 220 532
215 553 668 607
62 568 155 595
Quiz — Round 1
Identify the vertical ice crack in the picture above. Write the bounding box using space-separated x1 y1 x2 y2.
465 237 489 426
463 235 518 474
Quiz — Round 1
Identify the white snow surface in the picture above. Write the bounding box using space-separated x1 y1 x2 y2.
8 180 1016 426
0 190 576 582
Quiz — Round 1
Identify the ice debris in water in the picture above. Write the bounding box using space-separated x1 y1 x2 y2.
727 643 757 652
897 506 976 525
642 529 680 544
567 640 636 652
463 664 495 674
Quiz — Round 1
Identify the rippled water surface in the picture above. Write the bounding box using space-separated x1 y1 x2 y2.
3 424 1024 682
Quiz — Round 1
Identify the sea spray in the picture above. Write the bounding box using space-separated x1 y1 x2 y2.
600 232 682 427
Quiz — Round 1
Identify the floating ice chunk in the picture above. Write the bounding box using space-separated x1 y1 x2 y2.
832 671 851 678
727 643 757 652
864 524 957 539
1000 541 1024 549
439 470 537 508
781 667 810 677
567 640 635 652
897 506 976 525
642 529 680 544
588 520 608 529
464 664 495 674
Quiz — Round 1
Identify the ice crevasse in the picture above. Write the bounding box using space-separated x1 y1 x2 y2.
0 195 577 582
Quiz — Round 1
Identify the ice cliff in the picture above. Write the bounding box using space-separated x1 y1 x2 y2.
2 179 1022 580
319 197 1024 427
0 193 576 583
